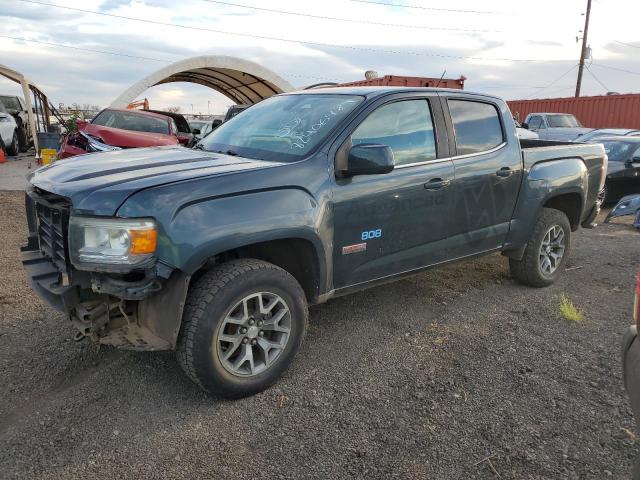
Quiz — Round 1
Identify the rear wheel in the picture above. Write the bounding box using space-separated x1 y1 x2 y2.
17 123 29 152
177 259 308 398
509 208 571 287
6 130 18 156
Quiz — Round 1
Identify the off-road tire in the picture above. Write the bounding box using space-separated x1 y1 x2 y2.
17 123 29 152
509 208 571 288
176 259 308 398
6 130 19 156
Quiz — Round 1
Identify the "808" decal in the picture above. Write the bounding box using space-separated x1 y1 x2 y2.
361 229 382 241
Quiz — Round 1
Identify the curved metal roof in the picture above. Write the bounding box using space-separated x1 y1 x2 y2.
111 55 294 108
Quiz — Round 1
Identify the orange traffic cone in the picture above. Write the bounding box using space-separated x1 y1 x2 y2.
0 147 6 164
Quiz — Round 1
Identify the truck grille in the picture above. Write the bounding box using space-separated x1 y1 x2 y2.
27 189 72 279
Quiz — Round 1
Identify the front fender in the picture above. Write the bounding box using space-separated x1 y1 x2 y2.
119 186 328 284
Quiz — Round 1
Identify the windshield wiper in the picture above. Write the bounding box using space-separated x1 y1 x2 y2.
193 143 205 150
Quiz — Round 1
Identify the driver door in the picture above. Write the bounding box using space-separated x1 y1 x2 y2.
330 95 455 290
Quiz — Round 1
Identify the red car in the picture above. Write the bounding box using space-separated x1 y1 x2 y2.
59 108 180 159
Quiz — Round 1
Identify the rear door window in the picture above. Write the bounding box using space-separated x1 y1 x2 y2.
351 99 437 166
448 99 504 155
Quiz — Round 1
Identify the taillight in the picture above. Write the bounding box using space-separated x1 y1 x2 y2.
635 270 640 327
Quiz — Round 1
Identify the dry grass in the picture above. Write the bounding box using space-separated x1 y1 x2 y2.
559 294 583 322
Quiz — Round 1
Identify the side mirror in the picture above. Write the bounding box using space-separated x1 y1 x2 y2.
192 128 201 134
521 122 529 130
340 144 394 177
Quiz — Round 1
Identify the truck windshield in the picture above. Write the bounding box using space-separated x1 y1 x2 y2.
547 115 581 128
200 94 363 162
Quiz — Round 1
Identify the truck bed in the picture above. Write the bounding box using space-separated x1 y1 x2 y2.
519 139 606 172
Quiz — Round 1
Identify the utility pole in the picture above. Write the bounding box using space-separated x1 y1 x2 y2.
575 0 592 97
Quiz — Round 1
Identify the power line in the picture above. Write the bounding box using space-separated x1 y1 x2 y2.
200 0 500 32
348 0 507 14
0 35 352 83
585 64 609 92
591 63 640 76
525 64 578 99
12 0 574 63
0 34 169 62
614 39 640 49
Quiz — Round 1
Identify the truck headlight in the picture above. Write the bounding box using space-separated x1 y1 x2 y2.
69 216 157 268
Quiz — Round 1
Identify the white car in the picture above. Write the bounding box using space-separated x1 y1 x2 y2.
0 102 19 155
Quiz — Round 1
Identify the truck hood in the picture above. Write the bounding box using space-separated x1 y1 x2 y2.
29 146 284 215
81 123 178 148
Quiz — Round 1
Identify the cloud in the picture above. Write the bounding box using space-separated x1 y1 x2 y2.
0 0 638 112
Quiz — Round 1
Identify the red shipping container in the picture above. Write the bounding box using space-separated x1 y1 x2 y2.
507 94 640 129
339 74 465 90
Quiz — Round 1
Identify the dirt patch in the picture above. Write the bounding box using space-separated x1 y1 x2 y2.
0 189 638 479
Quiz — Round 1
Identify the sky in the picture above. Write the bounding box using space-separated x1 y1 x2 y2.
1 0 639 115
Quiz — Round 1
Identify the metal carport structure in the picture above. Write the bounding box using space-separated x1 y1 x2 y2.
0 63 52 153
111 55 294 108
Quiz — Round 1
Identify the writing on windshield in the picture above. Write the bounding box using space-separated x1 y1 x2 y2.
277 99 359 149
201 94 363 162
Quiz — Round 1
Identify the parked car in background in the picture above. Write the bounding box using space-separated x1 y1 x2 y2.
147 110 195 147
575 128 640 143
0 94 32 152
515 121 539 140
622 270 640 477
523 113 593 141
0 101 19 155
589 137 640 203
58 108 179 159
224 104 251 122
189 118 222 142
22 87 606 398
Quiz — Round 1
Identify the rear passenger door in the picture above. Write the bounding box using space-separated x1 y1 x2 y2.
331 94 455 289
442 96 523 258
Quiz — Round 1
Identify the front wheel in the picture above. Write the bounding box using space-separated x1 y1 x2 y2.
509 208 571 287
177 259 308 398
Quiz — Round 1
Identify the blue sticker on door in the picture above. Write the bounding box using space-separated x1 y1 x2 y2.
361 229 382 241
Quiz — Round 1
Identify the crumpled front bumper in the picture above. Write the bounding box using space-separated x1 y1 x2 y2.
623 325 640 429
605 194 640 228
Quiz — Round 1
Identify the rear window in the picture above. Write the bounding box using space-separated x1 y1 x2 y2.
91 110 170 135
448 100 504 155
547 114 581 128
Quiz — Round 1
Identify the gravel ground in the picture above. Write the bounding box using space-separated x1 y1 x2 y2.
0 154 37 191
0 189 638 479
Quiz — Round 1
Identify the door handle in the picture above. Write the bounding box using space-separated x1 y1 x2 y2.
424 178 450 190
496 167 513 178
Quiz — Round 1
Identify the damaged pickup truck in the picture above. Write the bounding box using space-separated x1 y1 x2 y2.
22 87 607 398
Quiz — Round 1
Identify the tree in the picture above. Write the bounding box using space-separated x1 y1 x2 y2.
167 106 181 113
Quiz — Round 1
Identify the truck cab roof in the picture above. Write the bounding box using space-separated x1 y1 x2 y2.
286 86 501 101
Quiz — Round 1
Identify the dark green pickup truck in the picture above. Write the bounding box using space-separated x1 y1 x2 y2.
22 87 606 397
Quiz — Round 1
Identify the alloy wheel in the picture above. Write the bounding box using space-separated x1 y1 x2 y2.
538 225 565 275
217 291 291 377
